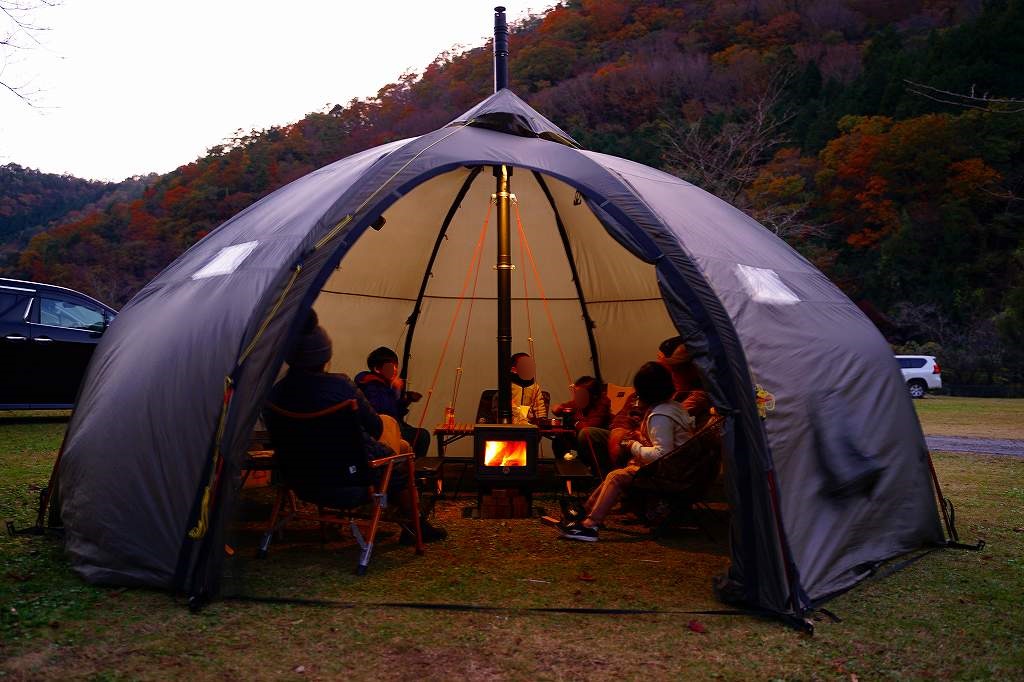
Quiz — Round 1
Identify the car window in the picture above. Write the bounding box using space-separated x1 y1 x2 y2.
39 297 106 332
897 358 928 369
0 292 30 322
897 358 911 369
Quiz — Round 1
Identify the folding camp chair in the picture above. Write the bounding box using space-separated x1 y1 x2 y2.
605 383 632 416
478 388 551 424
260 400 424 575
630 414 725 539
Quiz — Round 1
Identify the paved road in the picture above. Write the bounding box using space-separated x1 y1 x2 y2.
926 436 1024 458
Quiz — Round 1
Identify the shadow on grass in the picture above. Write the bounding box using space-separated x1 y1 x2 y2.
219 489 732 613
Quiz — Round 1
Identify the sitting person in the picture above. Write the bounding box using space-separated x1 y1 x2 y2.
554 376 612 431
658 336 712 427
577 389 643 475
268 314 445 542
578 336 709 473
495 352 547 424
552 376 611 460
561 361 693 542
355 346 430 458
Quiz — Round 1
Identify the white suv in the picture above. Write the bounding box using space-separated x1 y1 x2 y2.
896 355 942 398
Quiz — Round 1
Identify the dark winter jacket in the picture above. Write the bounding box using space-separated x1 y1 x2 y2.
554 394 612 431
266 369 391 483
354 370 410 420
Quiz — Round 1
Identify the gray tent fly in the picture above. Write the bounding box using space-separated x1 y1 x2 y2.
45 6 977 631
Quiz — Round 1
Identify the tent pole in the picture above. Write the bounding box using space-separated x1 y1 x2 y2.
495 164 513 423
532 171 603 383
400 167 484 384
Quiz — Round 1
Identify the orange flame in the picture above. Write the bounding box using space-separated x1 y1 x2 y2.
483 440 528 467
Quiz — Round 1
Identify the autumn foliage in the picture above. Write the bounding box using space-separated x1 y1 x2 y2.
2 0 1022 384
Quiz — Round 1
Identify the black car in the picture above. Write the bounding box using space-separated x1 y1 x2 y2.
0 278 118 409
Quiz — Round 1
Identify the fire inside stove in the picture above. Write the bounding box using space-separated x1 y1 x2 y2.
474 424 539 483
483 439 528 467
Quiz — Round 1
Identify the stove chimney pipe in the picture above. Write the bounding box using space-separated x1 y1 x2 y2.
493 6 509 92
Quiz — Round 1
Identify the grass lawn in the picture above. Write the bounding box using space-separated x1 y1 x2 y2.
914 395 1024 440
1 402 1022 680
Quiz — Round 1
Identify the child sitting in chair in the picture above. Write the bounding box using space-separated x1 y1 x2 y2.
560 361 693 542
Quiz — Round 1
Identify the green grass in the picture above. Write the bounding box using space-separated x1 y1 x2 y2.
914 395 1024 440
1 405 1023 680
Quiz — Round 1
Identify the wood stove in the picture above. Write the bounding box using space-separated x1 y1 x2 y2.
473 423 539 518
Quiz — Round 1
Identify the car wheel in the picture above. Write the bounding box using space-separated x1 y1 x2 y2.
908 380 927 399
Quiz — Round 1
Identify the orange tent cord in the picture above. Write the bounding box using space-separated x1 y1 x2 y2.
514 199 574 388
450 209 491 409
516 200 537 362
411 193 575 432
414 203 492 431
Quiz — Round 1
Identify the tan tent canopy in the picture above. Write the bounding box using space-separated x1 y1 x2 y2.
316 167 677 435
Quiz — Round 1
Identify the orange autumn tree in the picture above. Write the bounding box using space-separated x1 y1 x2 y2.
809 108 1019 359
815 113 1003 250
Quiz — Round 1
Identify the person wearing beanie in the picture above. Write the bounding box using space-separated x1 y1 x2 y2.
267 311 446 543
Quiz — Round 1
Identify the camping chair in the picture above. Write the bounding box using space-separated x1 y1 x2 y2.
260 400 424 575
477 388 552 424
475 389 499 424
630 414 725 539
606 383 632 416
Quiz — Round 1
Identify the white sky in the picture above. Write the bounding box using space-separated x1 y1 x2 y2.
0 1 550 181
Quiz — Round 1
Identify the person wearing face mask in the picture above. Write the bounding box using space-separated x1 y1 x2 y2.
355 346 429 458
491 352 548 424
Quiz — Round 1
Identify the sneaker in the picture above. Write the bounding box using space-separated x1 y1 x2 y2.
561 522 599 542
400 520 447 545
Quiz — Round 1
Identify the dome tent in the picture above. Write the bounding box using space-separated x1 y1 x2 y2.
53 83 956 625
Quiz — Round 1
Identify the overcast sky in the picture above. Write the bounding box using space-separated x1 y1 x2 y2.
0 1 550 181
